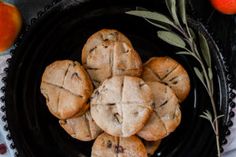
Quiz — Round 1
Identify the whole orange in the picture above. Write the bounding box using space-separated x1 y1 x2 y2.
210 0 236 15
0 1 22 52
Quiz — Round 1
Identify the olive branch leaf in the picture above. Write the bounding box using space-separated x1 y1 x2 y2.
200 110 224 135
126 1 222 156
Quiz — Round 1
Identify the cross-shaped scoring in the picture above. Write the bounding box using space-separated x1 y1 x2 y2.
82 29 142 87
137 81 181 141
91 76 153 137
40 60 93 119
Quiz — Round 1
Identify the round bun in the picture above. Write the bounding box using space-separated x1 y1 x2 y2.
92 133 147 157
137 81 181 141
82 28 132 64
142 57 190 102
82 29 142 87
90 76 153 137
40 60 93 119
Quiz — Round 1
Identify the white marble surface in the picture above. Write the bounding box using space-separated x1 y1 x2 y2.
0 0 235 157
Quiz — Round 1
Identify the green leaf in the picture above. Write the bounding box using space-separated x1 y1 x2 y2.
157 31 186 48
179 0 187 24
199 32 211 67
144 18 170 30
208 67 213 80
176 51 190 55
165 0 172 13
200 110 213 121
165 0 180 25
135 6 148 11
200 115 210 121
126 10 175 27
194 67 205 85
189 28 196 40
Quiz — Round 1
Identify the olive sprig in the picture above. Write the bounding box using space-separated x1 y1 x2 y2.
126 0 223 156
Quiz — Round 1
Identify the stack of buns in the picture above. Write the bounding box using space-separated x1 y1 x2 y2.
40 29 190 157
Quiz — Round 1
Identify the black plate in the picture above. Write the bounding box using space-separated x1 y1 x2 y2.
2 0 235 157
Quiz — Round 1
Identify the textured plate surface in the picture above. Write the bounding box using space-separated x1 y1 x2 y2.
3 0 234 157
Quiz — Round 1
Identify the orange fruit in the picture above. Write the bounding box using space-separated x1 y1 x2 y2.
210 0 236 15
0 2 22 52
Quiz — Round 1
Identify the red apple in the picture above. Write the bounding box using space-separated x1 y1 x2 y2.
0 1 22 52
210 0 236 15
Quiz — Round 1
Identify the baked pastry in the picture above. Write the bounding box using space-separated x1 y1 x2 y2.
82 41 142 87
82 29 132 62
40 60 93 119
143 140 161 157
137 81 181 141
59 109 103 141
90 76 153 137
142 57 190 102
82 29 142 87
91 132 147 157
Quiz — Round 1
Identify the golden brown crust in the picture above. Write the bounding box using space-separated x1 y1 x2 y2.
142 57 190 102
83 41 142 87
40 60 93 119
91 133 147 157
82 29 142 87
137 111 167 141
59 109 103 141
137 81 181 141
82 29 132 65
90 76 153 137
41 60 71 87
